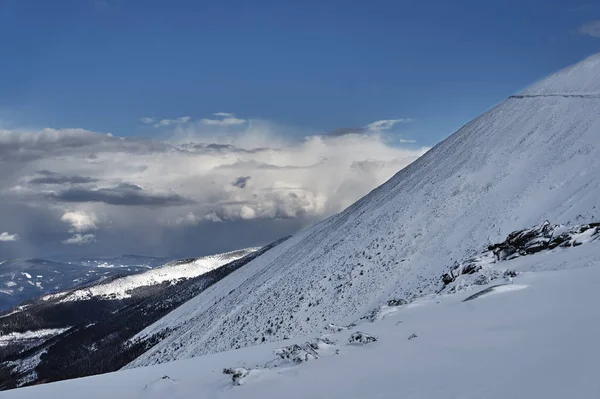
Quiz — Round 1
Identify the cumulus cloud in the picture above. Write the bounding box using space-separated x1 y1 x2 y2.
200 113 247 127
0 232 18 242
0 114 428 256
61 211 97 233
63 234 96 245
61 211 97 246
579 20 600 37
140 117 155 124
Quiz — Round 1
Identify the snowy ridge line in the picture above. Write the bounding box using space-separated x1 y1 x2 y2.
509 94 600 99
40 248 259 303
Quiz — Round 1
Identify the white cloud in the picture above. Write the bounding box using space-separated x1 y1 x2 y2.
579 20 600 37
399 139 417 143
154 116 192 128
140 117 155 124
200 113 247 127
61 211 98 233
366 119 412 133
0 232 18 242
0 116 429 251
62 234 96 245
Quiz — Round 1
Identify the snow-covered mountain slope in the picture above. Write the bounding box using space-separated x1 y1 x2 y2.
0 256 165 312
128 53 600 367
6 242 600 399
41 248 257 302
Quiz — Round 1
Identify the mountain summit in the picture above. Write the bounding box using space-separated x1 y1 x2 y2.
521 53 600 95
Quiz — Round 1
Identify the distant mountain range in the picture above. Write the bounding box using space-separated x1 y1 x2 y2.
0 256 169 311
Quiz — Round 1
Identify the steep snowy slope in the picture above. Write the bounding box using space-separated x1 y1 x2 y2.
129 53 600 367
6 242 600 399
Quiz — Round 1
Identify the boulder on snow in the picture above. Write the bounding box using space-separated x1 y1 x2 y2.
348 331 378 345
223 367 251 386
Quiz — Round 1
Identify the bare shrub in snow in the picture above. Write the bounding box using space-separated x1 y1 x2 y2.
274 343 319 364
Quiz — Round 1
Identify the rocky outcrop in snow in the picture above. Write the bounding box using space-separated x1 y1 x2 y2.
441 221 600 290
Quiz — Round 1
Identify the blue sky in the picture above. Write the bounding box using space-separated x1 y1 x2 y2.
1 0 599 146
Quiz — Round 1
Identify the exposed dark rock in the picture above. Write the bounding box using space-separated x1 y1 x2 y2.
387 299 408 307
441 221 599 287
348 331 378 345
223 367 251 386
442 273 455 285
274 343 319 364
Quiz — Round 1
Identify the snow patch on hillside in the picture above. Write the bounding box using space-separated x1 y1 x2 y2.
0 328 70 347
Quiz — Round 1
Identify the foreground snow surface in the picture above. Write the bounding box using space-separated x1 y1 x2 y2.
6 243 600 399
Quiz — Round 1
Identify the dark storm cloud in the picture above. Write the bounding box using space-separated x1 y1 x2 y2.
0 129 170 161
48 183 192 206
232 176 251 188
29 171 99 185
